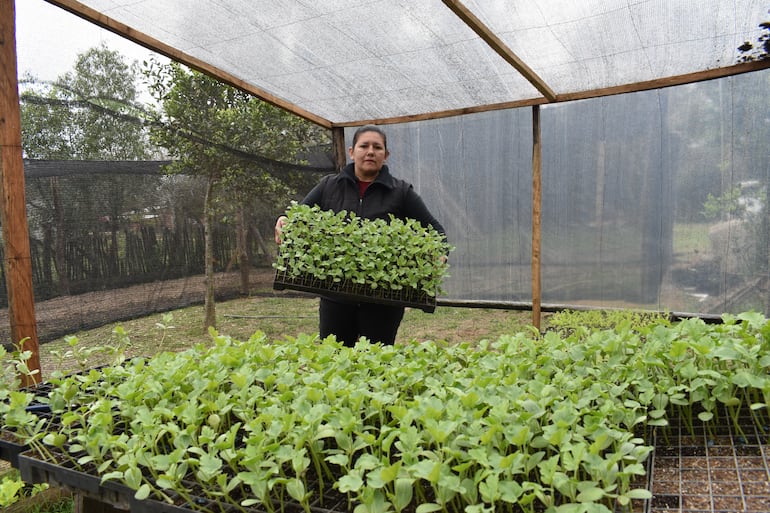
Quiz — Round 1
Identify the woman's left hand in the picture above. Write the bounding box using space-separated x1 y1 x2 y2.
274 216 288 244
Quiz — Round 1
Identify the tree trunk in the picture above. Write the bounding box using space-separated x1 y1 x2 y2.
109 224 120 277
251 225 270 260
51 176 70 294
236 206 249 295
203 176 216 329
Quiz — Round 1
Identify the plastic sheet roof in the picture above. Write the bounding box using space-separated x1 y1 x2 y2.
45 0 770 127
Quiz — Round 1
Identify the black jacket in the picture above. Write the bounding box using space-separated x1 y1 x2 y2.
301 163 445 236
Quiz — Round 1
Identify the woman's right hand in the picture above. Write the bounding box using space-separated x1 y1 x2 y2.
274 216 288 244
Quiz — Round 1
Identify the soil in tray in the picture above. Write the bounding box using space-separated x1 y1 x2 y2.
0 432 28 468
0 409 55 468
649 413 770 513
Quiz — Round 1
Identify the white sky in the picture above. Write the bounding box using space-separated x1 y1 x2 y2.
14 0 162 82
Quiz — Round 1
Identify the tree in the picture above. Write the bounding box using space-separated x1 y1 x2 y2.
20 44 156 295
22 44 150 159
144 60 328 328
737 9 770 62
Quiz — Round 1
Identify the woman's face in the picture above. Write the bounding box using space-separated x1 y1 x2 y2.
349 130 389 181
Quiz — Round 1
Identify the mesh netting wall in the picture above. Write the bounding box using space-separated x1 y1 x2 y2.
2 70 768 347
0 163 326 344
374 69 770 316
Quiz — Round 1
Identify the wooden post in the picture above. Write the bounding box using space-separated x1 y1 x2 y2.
331 127 346 171
531 106 542 330
0 0 41 386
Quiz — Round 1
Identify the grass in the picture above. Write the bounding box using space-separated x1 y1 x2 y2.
673 221 711 255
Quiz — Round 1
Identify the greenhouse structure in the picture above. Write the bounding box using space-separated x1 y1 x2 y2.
1 1 770 513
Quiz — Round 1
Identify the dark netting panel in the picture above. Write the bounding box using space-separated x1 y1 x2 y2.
0 163 326 344
379 69 769 316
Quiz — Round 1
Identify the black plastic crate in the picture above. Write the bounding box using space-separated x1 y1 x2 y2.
273 269 436 312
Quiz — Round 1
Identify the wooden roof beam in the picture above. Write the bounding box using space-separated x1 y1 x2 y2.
441 0 558 103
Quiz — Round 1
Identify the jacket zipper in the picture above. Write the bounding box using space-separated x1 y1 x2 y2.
357 181 366 215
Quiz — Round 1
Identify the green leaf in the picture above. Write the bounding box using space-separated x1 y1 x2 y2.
499 480 524 503
380 462 401 483
198 453 222 480
43 433 67 448
326 454 349 466
100 471 125 483
286 478 307 503
155 477 177 490
553 504 586 513
134 484 151 501
124 466 143 490
679 361 698 379
338 473 363 493
576 486 605 502
736 310 766 329
392 478 413 511
625 489 653 499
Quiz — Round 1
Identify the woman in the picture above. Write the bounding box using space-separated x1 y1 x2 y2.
274 125 446 346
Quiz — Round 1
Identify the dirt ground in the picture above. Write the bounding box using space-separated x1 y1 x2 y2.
0 267 277 348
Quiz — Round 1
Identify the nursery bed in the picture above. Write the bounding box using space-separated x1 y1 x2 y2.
10 420 769 513
4 343 770 513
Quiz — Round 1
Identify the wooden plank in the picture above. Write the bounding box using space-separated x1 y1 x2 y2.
557 60 770 103
74 494 127 513
331 127 347 171
441 0 557 101
332 97 546 128
0 0 41 386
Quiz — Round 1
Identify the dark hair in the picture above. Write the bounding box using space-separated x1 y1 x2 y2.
352 125 387 150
